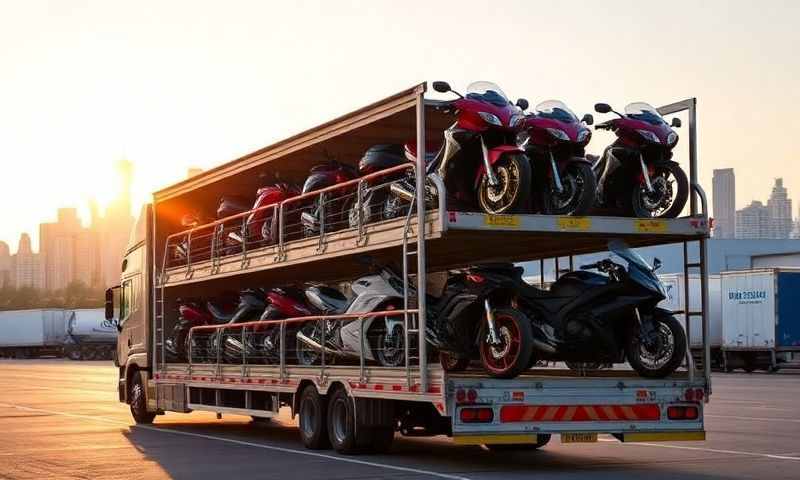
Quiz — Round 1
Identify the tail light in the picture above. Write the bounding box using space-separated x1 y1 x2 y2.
456 388 478 405
668 405 699 420
456 389 466 403
460 407 494 423
684 388 705 402
467 389 478 403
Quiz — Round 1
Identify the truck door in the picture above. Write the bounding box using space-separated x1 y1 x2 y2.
117 246 147 366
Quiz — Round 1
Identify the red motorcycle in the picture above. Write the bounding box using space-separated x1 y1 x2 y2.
385 81 532 215
300 160 358 237
224 182 300 249
519 100 597 215
591 102 687 218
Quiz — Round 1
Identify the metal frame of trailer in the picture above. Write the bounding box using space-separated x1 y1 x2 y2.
146 83 710 444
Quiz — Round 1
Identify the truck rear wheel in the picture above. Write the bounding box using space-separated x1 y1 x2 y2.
327 387 373 454
298 385 330 449
129 370 156 424
66 346 82 361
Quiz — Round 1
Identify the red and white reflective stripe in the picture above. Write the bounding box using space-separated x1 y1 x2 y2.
500 404 661 422
348 382 442 395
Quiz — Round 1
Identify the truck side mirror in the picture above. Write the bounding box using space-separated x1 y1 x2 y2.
105 288 114 321
671 117 682 128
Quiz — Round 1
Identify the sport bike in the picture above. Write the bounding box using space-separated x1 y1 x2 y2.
300 159 358 237
591 102 687 218
519 100 596 215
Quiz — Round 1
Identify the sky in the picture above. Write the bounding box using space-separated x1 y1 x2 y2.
1 0 798 253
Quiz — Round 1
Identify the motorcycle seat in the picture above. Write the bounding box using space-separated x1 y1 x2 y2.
217 195 252 219
403 140 441 164
206 301 236 323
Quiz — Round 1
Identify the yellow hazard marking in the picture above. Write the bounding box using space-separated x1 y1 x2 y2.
557 216 591 231
634 219 668 233
484 214 520 228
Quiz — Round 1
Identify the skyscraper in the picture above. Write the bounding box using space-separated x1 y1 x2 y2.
0 241 11 288
39 207 101 290
14 233 42 289
712 168 736 238
767 178 792 239
736 201 770 239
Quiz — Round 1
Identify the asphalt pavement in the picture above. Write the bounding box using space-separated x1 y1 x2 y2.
1 359 798 480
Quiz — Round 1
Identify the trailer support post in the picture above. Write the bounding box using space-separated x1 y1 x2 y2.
415 85 428 394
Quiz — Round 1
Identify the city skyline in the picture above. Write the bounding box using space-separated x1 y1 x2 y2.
2 1 800 251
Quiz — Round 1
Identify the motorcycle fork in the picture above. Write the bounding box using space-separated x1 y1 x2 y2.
549 150 564 193
635 308 657 345
483 299 501 346
639 154 654 193
480 135 500 187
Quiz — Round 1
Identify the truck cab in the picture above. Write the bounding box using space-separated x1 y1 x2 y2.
106 204 154 410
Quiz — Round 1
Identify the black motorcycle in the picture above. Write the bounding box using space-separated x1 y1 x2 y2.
426 268 535 379
204 288 268 364
504 240 686 379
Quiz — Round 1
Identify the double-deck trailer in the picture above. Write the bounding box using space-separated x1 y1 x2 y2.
110 83 711 453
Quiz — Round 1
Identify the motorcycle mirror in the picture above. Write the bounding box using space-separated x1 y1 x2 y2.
653 258 663 271
582 113 594 125
671 117 682 128
594 103 612 114
516 98 529 110
432 81 451 93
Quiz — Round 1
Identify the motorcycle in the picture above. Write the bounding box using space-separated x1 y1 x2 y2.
591 102 687 218
295 266 407 367
426 267 536 379
252 286 315 364
164 298 215 363
500 240 687 379
205 288 268 364
170 213 215 266
518 100 597 215
222 181 301 250
300 159 358 237
376 80 533 218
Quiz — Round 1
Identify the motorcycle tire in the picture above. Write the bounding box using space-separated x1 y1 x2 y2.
478 308 534 379
376 323 405 368
477 153 532 214
439 351 470 372
626 161 688 218
626 313 687 379
540 162 597 216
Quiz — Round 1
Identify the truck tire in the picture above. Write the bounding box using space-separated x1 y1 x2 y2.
298 385 330 450
327 387 370 454
129 370 156 424
82 346 97 361
484 434 551 451
66 346 82 361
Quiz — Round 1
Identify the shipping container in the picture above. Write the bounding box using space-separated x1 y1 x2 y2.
0 309 68 358
719 268 800 371
659 273 721 349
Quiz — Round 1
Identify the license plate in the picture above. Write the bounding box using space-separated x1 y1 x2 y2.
561 432 598 443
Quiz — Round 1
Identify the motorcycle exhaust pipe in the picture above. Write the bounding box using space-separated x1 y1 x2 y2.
531 338 557 354
389 183 415 203
296 331 359 359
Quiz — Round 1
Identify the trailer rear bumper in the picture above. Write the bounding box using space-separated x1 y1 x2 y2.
453 430 705 445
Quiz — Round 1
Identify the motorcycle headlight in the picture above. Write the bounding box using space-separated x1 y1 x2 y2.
509 114 524 128
577 129 590 143
636 129 661 143
667 131 678 146
546 128 570 141
478 111 502 127
516 131 530 148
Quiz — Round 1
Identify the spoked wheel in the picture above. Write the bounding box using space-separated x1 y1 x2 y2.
628 161 688 218
382 192 408 221
376 323 405 367
479 309 534 379
626 313 686 378
478 154 532 214
541 162 597 216
440 351 470 372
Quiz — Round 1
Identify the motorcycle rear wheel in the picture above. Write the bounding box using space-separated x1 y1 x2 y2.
478 309 534 379
477 154 532 214
626 313 687 378
439 351 470 372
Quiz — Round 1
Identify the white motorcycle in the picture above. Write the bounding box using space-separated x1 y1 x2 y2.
295 266 408 367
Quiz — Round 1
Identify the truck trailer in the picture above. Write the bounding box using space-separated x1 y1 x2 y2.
0 309 68 359
719 268 800 372
63 309 118 361
109 83 711 454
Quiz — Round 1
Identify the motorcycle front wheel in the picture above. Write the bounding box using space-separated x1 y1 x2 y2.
628 161 688 218
541 162 597 216
478 309 534 379
477 154 532 214
626 313 687 378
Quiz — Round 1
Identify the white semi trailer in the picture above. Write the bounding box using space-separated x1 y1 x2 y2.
0 309 68 359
